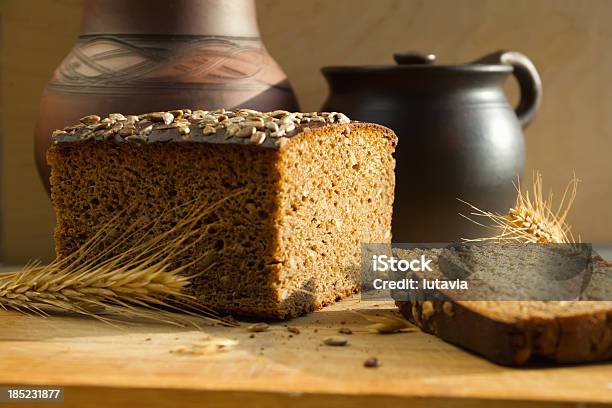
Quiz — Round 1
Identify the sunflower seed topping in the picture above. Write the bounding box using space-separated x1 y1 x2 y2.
125 115 139 125
52 129 68 137
79 115 100 125
147 112 174 125
236 126 256 138
225 123 241 138
191 110 208 120
250 131 266 145
109 113 126 121
202 125 216 136
52 109 352 146
282 122 296 133
244 118 265 128
266 122 280 132
141 124 153 135
169 109 184 119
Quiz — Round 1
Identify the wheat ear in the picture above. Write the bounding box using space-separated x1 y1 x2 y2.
459 172 579 244
0 190 245 324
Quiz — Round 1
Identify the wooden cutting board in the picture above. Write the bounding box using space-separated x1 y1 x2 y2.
0 296 610 408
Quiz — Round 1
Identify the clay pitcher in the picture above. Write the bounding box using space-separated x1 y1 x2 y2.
34 0 299 193
322 51 542 242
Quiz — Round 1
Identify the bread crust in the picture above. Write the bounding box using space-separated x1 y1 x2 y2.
397 300 612 365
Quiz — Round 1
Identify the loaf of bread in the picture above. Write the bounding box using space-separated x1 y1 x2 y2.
395 245 612 366
47 109 397 319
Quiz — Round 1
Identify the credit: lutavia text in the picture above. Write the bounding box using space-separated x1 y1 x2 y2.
370 254 469 291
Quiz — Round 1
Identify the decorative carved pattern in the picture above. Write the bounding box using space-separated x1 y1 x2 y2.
48 35 279 94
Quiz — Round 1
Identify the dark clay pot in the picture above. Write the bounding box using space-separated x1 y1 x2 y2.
322 51 542 242
35 0 299 193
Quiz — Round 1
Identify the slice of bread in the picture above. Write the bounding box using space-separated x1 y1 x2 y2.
395 245 612 365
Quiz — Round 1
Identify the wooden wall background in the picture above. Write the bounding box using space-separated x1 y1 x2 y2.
1 0 611 263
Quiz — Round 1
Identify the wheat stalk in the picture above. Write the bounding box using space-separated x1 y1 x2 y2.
0 190 245 324
459 172 579 244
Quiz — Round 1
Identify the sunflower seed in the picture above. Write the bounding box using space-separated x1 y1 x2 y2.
247 323 269 332
280 114 295 125
145 112 161 121
153 122 179 130
141 124 153 135
89 122 111 131
229 116 245 123
269 110 290 118
202 125 216 135
191 110 208 120
109 113 126 121
238 108 261 116
170 109 184 119
266 122 280 132
281 122 296 133
250 131 266 145
148 112 174 125
323 336 348 346
236 126 256 138
125 115 139 125
270 128 286 138
225 123 241 137
368 321 408 334
174 118 190 125
119 125 136 136
52 130 68 137
79 115 100 125
196 119 213 128
244 118 265 128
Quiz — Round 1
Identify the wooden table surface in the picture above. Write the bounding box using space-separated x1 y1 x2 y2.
0 295 611 408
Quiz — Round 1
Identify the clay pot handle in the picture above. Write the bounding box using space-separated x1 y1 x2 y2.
475 51 542 129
